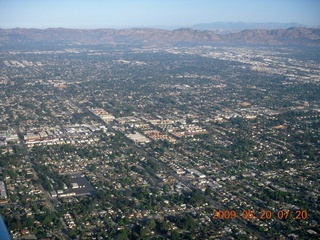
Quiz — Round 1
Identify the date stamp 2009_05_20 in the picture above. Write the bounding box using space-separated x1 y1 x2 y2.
212 209 308 221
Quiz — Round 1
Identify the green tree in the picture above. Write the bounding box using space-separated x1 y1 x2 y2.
146 219 156 230
68 229 76 239
116 229 127 240
163 185 170 193
205 187 212 195
171 230 180 240
159 221 170 233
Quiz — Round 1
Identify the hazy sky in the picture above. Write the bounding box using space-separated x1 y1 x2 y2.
0 0 319 29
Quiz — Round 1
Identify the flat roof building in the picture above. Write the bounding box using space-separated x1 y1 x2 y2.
0 181 7 199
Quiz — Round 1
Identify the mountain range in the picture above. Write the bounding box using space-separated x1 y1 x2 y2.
0 27 319 47
191 22 307 33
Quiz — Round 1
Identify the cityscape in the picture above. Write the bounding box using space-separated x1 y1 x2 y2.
0 28 319 239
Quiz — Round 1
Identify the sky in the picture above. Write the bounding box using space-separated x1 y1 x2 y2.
0 0 319 29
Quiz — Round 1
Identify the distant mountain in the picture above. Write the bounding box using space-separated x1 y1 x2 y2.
191 22 307 33
224 27 320 46
0 28 222 46
0 27 319 47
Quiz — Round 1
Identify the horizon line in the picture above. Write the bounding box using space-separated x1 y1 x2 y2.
0 21 317 31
